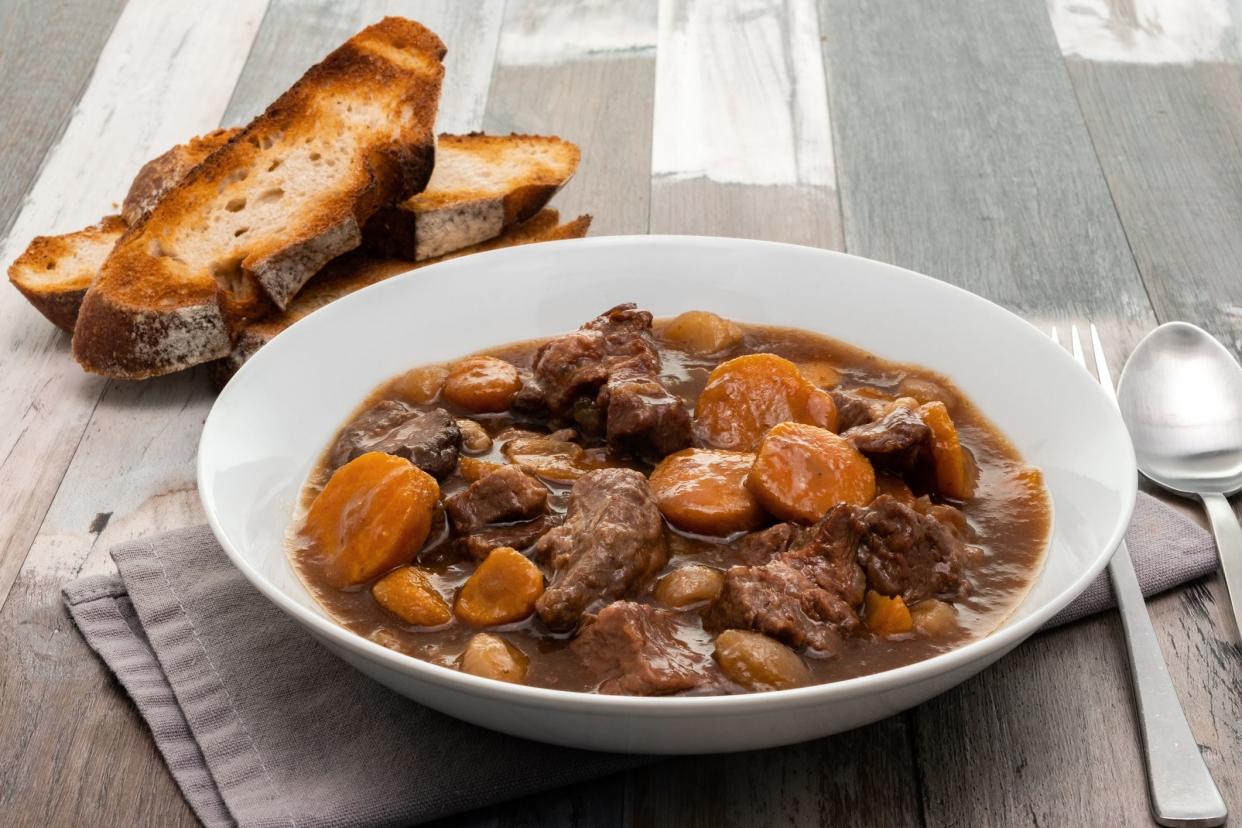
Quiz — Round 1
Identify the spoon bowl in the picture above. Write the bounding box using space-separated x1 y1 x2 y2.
1117 322 1242 497
1118 320 1242 642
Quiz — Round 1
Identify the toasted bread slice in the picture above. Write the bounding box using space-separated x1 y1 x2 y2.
8 216 127 333
362 133 580 260
121 128 238 225
220 210 592 379
9 130 238 333
73 17 447 379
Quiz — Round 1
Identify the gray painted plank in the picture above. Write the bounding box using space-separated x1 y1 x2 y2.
1064 54 1242 815
814 0 1218 823
1066 60 1242 357
484 0 659 236
0 0 127 238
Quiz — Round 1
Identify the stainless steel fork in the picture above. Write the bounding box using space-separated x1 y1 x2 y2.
1052 323 1226 828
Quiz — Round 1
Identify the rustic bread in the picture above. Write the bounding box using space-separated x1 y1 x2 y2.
363 133 580 260
11 130 574 336
73 17 447 379
220 210 592 379
121 128 238 225
9 130 237 333
8 216 126 333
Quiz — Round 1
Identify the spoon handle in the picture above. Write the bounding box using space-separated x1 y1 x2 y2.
1109 542 1227 827
1200 492 1242 639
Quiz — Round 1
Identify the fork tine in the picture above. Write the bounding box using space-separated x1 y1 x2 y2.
1049 325 1060 346
1090 324 1120 406
1069 324 1088 369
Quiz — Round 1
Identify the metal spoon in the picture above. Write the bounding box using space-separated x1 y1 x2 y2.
1117 321 1242 638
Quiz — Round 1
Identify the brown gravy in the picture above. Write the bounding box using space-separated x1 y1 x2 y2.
289 317 1050 694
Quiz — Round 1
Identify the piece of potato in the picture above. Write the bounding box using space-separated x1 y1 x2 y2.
796 360 842 388
898 375 958 408
695 353 839 450
300 452 439 588
654 565 725 608
442 356 522 413
649 448 764 535
457 456 503 482
714 629 810 691
661 310 744 355
457 419 493 454
389 365 449 404
918 401 975 500
747 422 876 523
455 546 545 627
503 436 601 482
371 566 452 626
865 590 914 636
459 633 529 683
910 599 958 637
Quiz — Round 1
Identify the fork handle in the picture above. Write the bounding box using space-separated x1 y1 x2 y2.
1109 541 1227 827
1200 492 1242 641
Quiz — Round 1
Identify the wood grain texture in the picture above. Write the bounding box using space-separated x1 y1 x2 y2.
629 719 920 827
484 0 659 235
0 0 126 238
0 3 503 826
1065 59 1242 356
650 0 841 248
224 0 503 132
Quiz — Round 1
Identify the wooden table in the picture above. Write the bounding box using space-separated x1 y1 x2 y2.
2 1 1240 825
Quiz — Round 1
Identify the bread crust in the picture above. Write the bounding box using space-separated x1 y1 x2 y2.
74 17 447 378
8 216 126 333
121 129 238 225
360 133 580 260
217 210 592 382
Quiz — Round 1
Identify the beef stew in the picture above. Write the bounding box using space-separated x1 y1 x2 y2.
287 304 1050 695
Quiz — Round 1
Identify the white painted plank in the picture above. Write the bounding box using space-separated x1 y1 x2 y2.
496 0 657 66
651 0 835 188
0 0 268 604
1047 0 1242 64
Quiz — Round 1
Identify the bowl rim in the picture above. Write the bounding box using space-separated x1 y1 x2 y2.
199 233 1134 714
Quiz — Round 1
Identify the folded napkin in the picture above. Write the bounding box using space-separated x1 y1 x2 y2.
64 491 1216 827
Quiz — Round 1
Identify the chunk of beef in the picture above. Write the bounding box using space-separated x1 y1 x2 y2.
854 494 968 603
728 523 802 565
527 304 691 456
703 506 866 654
571 601 708 695
331 401 460 478
445 465 548 533
534 468 668 631
456 513 563 561
829 389 879 431
844 406 930 462
602 368 694 457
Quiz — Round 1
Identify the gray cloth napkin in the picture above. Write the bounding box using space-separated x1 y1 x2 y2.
63 491 1217 828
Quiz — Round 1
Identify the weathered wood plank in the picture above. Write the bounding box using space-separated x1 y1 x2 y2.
0 0 127 238
1064 59 1242 357
0 3 505 826
484 0 660 236
0 0 269 613
1048 9 1242 810
650 0 841 248
816 0 1194 823
629 718 921 827
224 0 504 132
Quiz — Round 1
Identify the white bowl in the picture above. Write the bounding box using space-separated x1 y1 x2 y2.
199 235 1134 754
